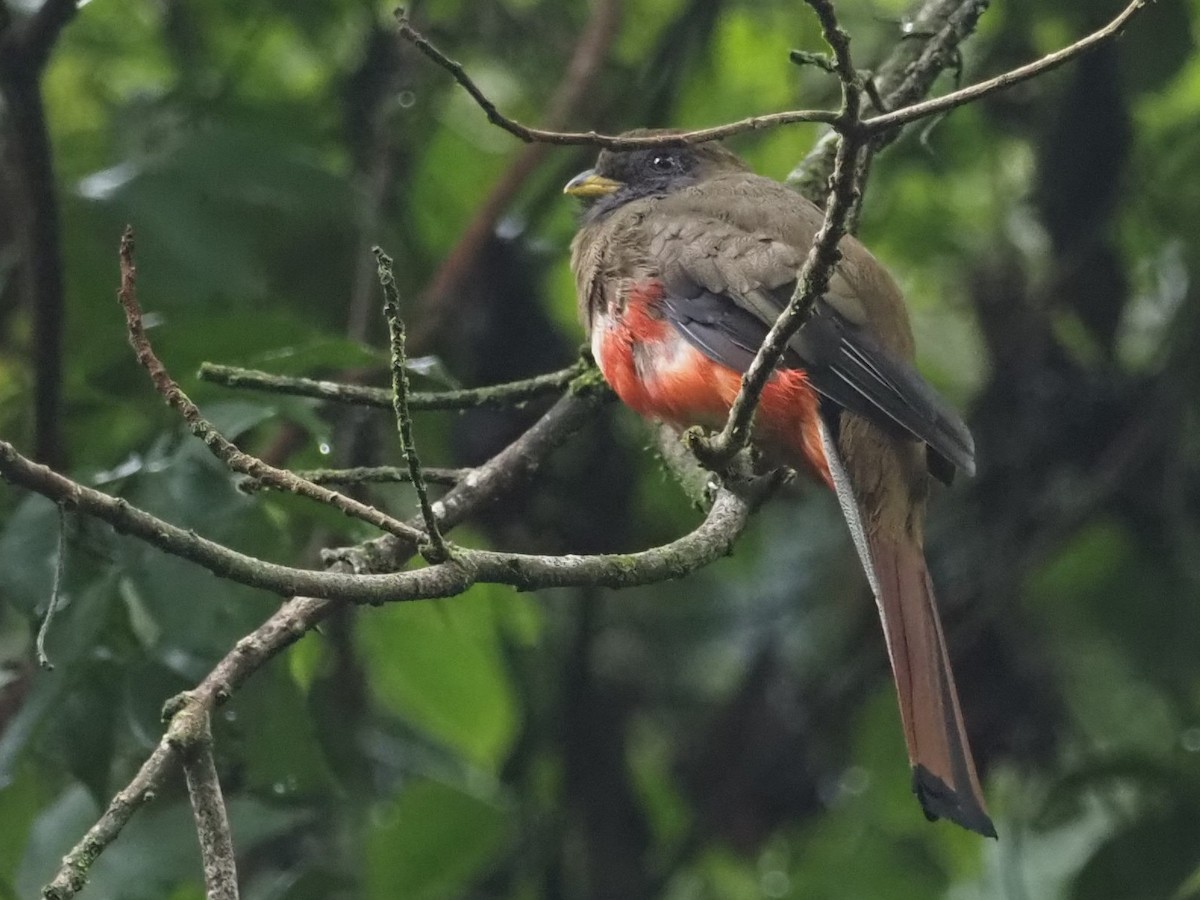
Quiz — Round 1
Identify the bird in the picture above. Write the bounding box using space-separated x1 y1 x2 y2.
564 132 995 838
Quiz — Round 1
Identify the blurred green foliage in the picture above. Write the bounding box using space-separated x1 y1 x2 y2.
2 0 1200 897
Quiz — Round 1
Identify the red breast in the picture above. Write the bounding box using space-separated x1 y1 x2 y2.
594 279 832 487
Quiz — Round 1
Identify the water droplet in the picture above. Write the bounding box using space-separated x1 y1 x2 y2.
762 870 789 898
397 90 416 109
318 442 332 455
1182 727 1200 752
839 765 870 796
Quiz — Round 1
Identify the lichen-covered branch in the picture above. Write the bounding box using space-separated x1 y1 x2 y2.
376 247 449 560
41 742 174 900
118 228 425 545
29 383 753 898
176 711 239 900
35 383 603 898
250 465 469 489
399 0 1143 159
0 432 761 602
692 0 866 468
198 359 589 410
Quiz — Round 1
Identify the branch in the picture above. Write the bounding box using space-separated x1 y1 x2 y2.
394 10 838 148
861 0 1146 137
0 438 457 601
176 710 239 900
410 0 623 346
789 0 1143 196
34 501 67 669
0 429 761 601
247 465 469 489
33 386 757 898
376 247 449 561
38 384 603 898
197 359 589 410
693 0 866 467
118 229 426 546
398 0 1144 157
41 742 175 899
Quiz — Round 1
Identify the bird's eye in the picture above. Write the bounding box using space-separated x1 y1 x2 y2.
650 154 675 171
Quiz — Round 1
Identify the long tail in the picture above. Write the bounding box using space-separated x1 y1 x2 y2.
819 418 996 837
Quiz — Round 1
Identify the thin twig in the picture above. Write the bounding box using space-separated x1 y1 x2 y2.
118 228 425 545
398 0 1144 153
789 49 838 75
36 372 608 899
247 465 469 489
410 0 623 346
788 0 984 211
34 501 68 669
198 360 588 410
860 0 1146 137
394 9 838 147
177 712 239 900
40 742 174 899
0 433 764 600
375 247 449 561
693 0 866 467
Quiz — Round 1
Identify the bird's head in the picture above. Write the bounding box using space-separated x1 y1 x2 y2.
564 129 750 219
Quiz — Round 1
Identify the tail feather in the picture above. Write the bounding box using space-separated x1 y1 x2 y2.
818 418 995 838
868 534 995 837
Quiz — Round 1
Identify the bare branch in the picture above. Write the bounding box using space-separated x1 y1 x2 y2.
0 438 455 601
411 0 623 345
41 741 173 900
791 0 1141 197
31 398 757 898
0 430 761 601
198 359 589 410
398 0 1144 162
176 711 239 900
394 10 838 148
118 229 426 545
247 465 469 489
693 0 866 467
376 247 449 561
34 501 67 669
861 0 1146 136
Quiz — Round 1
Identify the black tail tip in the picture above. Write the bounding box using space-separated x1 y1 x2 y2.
912 764 998 839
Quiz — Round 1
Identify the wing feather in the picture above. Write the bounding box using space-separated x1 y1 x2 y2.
658 279 975 480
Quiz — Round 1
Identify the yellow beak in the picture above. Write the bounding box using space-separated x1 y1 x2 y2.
563 169 622 199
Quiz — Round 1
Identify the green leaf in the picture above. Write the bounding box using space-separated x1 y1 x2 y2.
364 779 509 900
18 784 310 900
357 584 520 770
0 762 49 890
222 660 337 799
1072 804 1200 900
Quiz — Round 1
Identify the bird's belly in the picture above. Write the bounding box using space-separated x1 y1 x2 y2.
592 301 831 486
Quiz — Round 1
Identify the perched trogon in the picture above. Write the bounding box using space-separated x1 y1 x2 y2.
565 132 994 838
